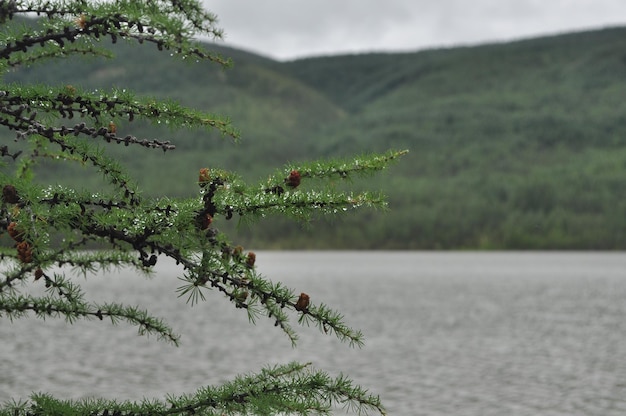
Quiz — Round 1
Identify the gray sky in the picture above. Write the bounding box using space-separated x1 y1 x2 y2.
204 1 626 60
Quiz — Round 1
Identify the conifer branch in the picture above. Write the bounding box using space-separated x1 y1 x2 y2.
0 362 385 416
5 44 112 67
0 0 229 65
0 86 238 141
0 294 180 344
0 1 405 414
286 149 410 180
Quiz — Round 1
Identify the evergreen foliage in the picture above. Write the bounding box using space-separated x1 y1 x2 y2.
0 1 404 414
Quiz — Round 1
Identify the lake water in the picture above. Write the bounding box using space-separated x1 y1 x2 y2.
2 251 626 415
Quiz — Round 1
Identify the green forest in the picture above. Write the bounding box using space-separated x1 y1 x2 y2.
4 21 626 249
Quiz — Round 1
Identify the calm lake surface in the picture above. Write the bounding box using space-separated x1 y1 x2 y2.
2 251 626 415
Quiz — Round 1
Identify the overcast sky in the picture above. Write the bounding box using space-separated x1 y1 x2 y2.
204 1 626 61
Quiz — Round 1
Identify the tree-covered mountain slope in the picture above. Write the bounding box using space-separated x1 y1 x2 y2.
4 22 626 249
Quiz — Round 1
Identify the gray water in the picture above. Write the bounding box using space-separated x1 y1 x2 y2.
2 251 626 415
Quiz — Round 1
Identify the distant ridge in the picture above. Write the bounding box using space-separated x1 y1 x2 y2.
4 22 626 249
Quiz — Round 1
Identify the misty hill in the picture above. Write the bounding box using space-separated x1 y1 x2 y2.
4 24 626 249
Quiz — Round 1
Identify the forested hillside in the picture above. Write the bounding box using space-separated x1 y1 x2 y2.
4 21 626 249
